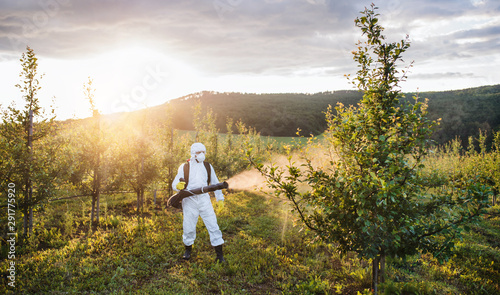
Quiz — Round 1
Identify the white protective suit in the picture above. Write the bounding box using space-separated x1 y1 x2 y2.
172 143 225 247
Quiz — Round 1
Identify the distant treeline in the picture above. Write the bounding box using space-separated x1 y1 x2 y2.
152 90 363 136
403 85 500 148
96 84 500 148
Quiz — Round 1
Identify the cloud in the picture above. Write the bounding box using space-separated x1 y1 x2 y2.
0 0 360 68
410 72 477 80
0 0 498 88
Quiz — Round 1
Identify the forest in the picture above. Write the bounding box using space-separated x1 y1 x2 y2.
127 84 500 147
1 5 500 295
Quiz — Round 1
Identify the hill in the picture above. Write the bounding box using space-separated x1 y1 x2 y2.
145 90 363 137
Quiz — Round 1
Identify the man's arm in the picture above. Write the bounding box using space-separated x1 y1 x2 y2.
172 164 185 192
210 164 224 201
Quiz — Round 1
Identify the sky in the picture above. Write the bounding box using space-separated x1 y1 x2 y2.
0 0 499 120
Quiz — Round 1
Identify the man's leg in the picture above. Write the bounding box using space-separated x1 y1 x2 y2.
199 196 224 246
199 195 225 262
182 197 199 259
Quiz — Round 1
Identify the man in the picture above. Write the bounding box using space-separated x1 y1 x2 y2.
172 142 226 263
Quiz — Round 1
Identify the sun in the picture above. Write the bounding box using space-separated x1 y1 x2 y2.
62 44 204 118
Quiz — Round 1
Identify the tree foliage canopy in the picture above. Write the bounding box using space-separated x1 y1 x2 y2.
251 4 493 291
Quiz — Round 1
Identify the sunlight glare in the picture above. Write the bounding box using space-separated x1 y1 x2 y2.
45 44 204 119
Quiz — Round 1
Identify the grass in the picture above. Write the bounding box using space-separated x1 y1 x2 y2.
1 190 499 294
382 206 500 295
0 190 370 294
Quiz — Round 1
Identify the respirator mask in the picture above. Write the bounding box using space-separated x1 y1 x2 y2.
194 151 205 163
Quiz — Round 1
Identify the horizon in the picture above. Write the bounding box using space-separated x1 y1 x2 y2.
1 0 499 120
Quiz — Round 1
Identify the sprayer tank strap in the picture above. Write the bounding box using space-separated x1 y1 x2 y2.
183 161 211 188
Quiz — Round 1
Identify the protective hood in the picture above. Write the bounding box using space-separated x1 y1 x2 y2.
190 142 206 163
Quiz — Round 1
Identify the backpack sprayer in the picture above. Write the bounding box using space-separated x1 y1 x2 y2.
167 180 229 209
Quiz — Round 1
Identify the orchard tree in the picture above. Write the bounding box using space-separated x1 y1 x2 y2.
0 46 58 236
84 78 104 226
251 5 492 294
69 77 108 227
158 104 189 197
115 112 161 215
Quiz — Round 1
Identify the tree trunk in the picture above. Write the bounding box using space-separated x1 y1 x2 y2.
23 206 28 237
24 109 34 236
28 186 33 233
137 189 143 213
24 179 30 236
371 255 386 294
91 169 98 227
380 255 386 283
90 171 100 227
95 189 100 224
168 127 174 197
136 189 145 224
91 110 101 228
95 157 100 225
91 194 95 225
372 256 380 295
22 185 34 236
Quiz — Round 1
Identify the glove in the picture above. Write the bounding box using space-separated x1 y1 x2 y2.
176 181 186 190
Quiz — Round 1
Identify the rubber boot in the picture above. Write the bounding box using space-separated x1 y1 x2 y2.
214 244 226 263
183 245 192 260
